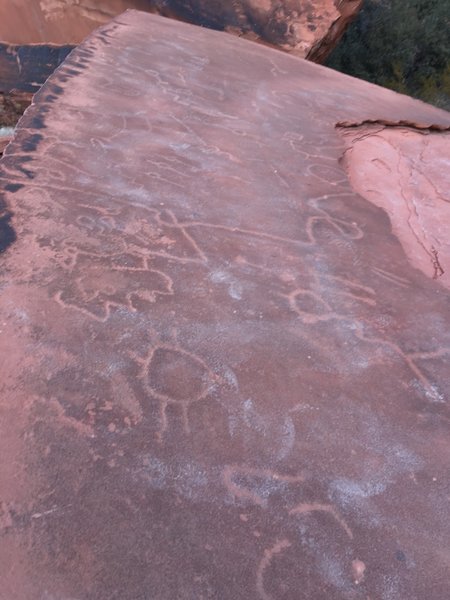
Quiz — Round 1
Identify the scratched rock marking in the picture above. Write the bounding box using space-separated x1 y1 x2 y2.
223 464 352 537
282 276 448 403
223 465 305 508
222 464 356 598
256 538 292 600
51 203 208 321
131 342 223 441
55 253 174 321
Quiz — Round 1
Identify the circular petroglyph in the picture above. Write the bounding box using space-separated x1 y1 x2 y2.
146 347 211 403
133 344 220 440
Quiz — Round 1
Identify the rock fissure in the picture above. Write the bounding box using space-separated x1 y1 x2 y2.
336 118 450 132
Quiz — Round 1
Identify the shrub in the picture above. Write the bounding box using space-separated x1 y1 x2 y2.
326 0 450 110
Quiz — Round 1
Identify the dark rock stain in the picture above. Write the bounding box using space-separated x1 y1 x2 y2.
48 84 63 95
21 133 43 153
4 183 24 193
14 156 35 179
396 550 406 562
0 44 73 94
29 115 45 130
64 68 83 76
0 195 16 254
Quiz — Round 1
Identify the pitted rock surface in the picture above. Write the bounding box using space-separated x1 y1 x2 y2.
0 11 449 600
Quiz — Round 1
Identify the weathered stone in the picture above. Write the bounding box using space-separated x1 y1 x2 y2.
309 0 363 62
146 0 363 59
0 92 33 154
0 1 149 92
1 11 449 599
0 1 151 44
0 91 32 126
0 1 362 92
0 0 361 56
0 44 73 93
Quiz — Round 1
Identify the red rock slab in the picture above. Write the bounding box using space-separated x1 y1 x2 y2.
1 11 450 600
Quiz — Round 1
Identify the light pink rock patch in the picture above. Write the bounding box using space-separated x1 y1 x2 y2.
340 125 450 288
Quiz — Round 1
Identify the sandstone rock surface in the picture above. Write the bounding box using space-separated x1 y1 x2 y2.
0 44 73 93
146 0 363 60
0 0 362 56
339 124 450 289
0 1 362 92
0 0 149 92
0 1 151 44
1 11 449 600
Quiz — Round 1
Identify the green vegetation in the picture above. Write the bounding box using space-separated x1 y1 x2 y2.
326 0 450 110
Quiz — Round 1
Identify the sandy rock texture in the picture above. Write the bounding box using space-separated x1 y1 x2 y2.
0 11 449 600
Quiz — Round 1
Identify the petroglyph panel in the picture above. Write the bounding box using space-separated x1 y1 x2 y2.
1 11 449 600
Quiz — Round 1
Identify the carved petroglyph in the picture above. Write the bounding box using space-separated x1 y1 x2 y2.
371 266 410 288
289 502 353 539
322 275 376 307
131 341 223 441
286 288 334 324
307 163 348 187
223 465 353 540
256 538 292 600
74 203 208 265
55 254 174 322
34 396 94 437
110 372 144 427
305 209 364 246
179 218 311 250
353 325 448 404
222 465 355 599
283 277 446 403
223 465 304 508
175 192 364 252
283 272 376 325
281 131 344 161
52 204 209 321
